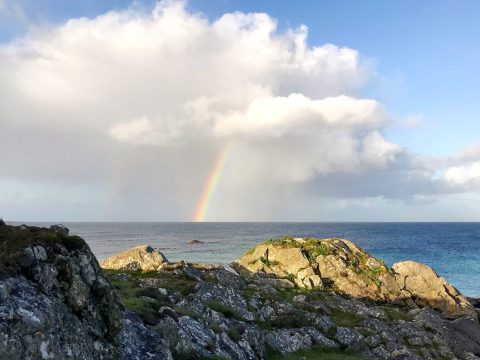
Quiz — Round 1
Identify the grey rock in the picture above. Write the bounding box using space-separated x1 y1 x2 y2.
334 327 366 351
195 282 255 321
121 312 173 360
265 328 313 353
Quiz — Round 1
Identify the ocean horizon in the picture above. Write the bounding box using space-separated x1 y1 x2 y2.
10 221 480 297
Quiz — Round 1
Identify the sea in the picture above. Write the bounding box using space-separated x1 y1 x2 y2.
16 222 480 297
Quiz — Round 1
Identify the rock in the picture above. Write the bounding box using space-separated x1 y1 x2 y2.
234 243 311 280
0 223 123 359
121 311 173 360
334 327 366 351
187 239 204 244
100 245 168 272
234 236 475 318
0 219 5 226
265 327 337 353
4 227 480 360
265 328 313 353
195 282 255 321
293 294 308 303
49 224 69 236
392 261 476 318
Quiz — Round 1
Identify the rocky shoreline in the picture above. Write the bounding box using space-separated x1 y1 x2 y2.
0 222 479 359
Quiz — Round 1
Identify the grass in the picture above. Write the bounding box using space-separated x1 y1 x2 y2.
226 328 242 341
269 313 313 329
265 346 366 360
103 268 199 323
361 266 388 286
114 269 198 296
261 258 280 267
329 308 364 328
106 275 167 323
173 306 202 320
0 223 87 275
379 306 414 321
204 300 241 320
248 236 334 264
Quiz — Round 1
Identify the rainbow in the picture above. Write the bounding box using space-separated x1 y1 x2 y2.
193 143 233 222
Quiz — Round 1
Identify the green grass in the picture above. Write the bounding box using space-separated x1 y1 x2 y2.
361 266 387 286
204 300 241 319
173 306 202 320
269 313 313 329
261 258 280 267
226 328 242 341
379 306 414 321
329 308 364 328
106 275 167 323
103 268 198 323
265 346 366 360
0 223 87 275
105 269 198 296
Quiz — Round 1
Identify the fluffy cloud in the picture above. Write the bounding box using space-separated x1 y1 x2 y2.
0 0 477 220
444 162 480 187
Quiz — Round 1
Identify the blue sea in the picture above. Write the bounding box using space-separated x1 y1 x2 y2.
18 222 480 297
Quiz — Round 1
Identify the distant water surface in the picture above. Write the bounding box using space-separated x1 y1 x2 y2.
17 222 480 297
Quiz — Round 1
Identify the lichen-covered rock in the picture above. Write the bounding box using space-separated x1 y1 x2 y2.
100 245 168 271
234 236 475 318
121 311 173 360
392 261 477 318
3 228 479 360
0 224 123 359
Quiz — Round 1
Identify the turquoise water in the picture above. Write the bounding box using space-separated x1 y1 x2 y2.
18 222 480 297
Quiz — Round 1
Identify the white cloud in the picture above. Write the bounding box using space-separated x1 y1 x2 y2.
0 0 478 220
444 162 480 186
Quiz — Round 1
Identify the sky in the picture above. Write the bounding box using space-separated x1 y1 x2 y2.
0 0 479 221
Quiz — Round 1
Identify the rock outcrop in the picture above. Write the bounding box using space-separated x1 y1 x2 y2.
2 225 480 360
0 223 123 359
100 245 168 272
234 236 476 318
393 260 476 318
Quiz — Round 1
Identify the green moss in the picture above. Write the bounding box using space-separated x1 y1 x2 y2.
264 236 297 247
0 224 88 275
208 322 223 334
265 346 366 360
379 306 414 322
361 266 387 286
326 326 338 338
106 275 165 323
226 328 242 341
286 273 296 284
104 268 200 323
302 238 332 259
175 352 230 360
136 270 197 296
260 257 280 267
269 313 312 328
174 306 202 320
330 308 364 327
204 300 241 319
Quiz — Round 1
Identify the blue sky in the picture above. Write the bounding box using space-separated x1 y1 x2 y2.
1 0 479 221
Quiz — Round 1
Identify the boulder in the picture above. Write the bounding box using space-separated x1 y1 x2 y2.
392 261 476 318
100 245 168 272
